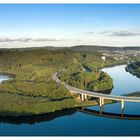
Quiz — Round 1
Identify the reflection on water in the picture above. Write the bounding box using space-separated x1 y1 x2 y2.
78 107 140 120
2 105 140 126
0 109 76 125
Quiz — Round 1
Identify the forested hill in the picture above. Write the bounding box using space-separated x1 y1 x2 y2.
0 45 140 52
70 45 140 52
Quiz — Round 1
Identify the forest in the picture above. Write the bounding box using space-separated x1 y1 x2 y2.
125 62 140 78
0 48 128 116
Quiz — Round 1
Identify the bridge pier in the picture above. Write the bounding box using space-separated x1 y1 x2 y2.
84 94 88 101
81 94 88 101
121 99 125 112
99 97 104 113
102 98 104 112
102 98 104 105
81 94 84 101
99 97 102 107
99 97 104 107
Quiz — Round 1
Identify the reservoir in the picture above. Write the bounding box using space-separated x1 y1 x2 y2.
0 65 140 136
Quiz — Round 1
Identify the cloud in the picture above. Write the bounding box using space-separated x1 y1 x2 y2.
0 38 31 42
83 30 140 37
33 38 59 42
83 32 95 34
99 30 140 37
0 37 59 42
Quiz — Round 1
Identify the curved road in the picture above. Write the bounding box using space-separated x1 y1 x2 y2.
52 72 140 102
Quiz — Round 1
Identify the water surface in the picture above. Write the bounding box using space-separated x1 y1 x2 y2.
101 65 140 95
0 75 12 83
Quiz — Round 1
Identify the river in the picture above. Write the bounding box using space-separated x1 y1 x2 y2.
101 65 140 96
0 65 140 136
0 75 12 83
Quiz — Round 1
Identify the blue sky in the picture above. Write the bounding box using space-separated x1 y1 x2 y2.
0 4 140 48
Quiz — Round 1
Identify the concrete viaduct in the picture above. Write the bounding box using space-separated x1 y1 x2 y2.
52 72 140 113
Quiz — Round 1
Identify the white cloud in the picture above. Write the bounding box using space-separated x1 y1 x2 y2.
0 37 59 42
99 30 140 37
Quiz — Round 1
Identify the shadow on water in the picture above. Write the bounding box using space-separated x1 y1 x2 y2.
1 106 140 125
78 107 140 120
0 109 76 125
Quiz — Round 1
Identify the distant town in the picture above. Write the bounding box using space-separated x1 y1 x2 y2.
101 50 140 61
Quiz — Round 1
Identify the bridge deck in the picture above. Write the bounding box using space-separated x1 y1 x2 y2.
52 72 140 102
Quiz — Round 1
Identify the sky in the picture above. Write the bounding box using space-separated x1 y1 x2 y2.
0 4 140 48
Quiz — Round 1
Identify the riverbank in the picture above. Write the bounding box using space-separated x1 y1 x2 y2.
0 90 116 117
125 62 140 78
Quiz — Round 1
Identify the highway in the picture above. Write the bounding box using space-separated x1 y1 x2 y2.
52 72 140 102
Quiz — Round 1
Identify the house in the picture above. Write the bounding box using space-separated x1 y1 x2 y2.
101 56 106 61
